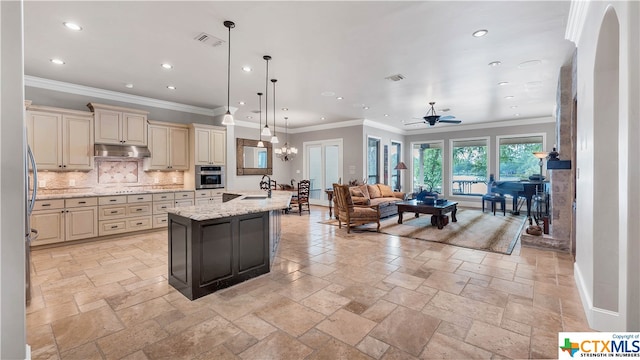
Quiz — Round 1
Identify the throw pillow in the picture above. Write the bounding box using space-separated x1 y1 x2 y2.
367 184 382 199
350 187 364 197
358 184 370 199
378 184 394 197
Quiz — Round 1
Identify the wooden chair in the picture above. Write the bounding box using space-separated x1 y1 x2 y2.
290 179 310 215
332 184 380 233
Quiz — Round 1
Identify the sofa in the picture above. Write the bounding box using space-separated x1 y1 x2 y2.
349 184 407 218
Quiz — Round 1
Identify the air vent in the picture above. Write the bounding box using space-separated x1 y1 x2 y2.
385 74 405 82
194 32 225 47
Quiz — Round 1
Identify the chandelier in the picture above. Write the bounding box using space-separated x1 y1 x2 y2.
275 117 297 161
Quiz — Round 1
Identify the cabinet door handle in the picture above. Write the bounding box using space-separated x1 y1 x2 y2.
111 225 118 229
161 206 167 209
136 222 143 225
135 208 142 212
109 199 117 202
42 204 51 207
161 219 166 223
78 201 86 204
110 210 118 214
58 165 62 168
137 197 144 200
63 165 66 168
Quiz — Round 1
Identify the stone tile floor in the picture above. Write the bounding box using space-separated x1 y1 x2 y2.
27 206 592 359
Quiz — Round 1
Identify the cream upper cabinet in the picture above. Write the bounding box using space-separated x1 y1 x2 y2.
145 121 189 171
192 125 226 166
26 106 94 171
88 103 148 146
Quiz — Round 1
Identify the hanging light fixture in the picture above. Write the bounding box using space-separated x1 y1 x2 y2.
270 79 279 144
275 117 298 161
257 92 264 148
261 55 272 137
221 21 235 126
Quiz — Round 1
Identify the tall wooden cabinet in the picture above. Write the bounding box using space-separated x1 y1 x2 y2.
145 121 189 170
26 105 94 171
88 103 148 146
192 124 226 166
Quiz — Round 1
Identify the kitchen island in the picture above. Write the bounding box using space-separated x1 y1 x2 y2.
166 191 291 300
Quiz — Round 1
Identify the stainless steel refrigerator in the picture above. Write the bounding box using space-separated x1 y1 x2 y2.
25 145 38 304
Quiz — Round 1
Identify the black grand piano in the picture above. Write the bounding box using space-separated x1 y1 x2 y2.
491 180 549 218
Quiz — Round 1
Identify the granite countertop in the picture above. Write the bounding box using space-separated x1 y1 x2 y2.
36 188 192 200
166 191 292 221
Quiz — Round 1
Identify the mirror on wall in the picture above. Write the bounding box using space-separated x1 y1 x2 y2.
236 138 272 175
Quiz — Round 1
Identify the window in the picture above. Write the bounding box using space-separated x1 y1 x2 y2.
451 138 488 196
412 142 443 193
367 137 380 184
390 141 401 190
258 151 267 169
497 135 544 180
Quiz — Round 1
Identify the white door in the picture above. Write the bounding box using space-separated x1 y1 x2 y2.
304 139 343 206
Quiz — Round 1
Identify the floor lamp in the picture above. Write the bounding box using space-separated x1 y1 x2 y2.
394 161 407 191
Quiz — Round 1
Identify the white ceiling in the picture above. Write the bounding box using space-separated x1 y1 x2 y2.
23 1 575 130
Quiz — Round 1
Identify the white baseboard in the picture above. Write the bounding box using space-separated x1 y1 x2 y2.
25 344 31 360
574 262 625 330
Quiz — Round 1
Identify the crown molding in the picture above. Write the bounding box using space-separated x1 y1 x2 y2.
24 76 237 116
362 119 405 135
565 0 590 44
404 116 555 135
287 119 364 134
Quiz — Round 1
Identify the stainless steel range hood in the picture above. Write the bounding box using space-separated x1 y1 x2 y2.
94 144 151 158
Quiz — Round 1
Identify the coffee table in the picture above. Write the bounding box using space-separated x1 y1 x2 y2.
396 200 458 229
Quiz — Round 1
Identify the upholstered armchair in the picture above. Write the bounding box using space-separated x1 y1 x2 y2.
332 184 380 233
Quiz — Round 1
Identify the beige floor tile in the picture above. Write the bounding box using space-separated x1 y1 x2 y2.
460 283 509 307
381 346 420 360
207 293 266 321
316 308 377 345
299 262 337 277
362 299 398 323
160 308 217 335
143 316 240 359
234 314 278 340
27 323 55 353
277 274 331 301
72 282 125 306
51 306 124 353
435 321 469 340
370 306 440 357
121 350 151 360
489 277 534 298
428 291 504 326
223 331 259 355
58 342 103 360
114 298 173 328
383 272 425 290
339 285 389 306
238 331 313 360
254 295 325 337
421 332 492 359
382 287 430 311
27 301 79 328
465 321 530 359
422 270 469 295
308 337 375 360
503 300 563 332
105 281 172 311
458 262 515 281
97 320 168 360
300 289 351 315
358 335 391 359
298 328 332 349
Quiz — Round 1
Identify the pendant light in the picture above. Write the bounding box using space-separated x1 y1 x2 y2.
270 79 279 144
257 92 264 148
275 117 297 161
221 21 235 126
261 55 272 137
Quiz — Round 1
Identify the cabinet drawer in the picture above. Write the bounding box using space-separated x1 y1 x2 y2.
126 203 152 216
99 195 127 205
128 194 152 203
153 214 168 228
65 197 98 208
153 201 172 214
99 219 128 236
34 199 64 210
153 192 174 201
174 199 194 207
99 204 127 220
174 191 194 199
127 216 152 231
195 190 211 198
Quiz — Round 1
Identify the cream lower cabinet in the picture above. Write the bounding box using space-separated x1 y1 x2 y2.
194 189 223 205
174 191 194 207
31 198 98 246
98 195 152 236
152 192 175 228
146 122 189 171
26 106 94 171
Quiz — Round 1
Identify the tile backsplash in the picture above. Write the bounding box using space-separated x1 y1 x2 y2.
35 158 185 194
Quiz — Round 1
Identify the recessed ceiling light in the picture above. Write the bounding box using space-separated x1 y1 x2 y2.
514 113 520 116
238 101 245 105
125 83 134 89
336 96 344 100
518 60 542 69
242 66 252 72
384 114 389 117
504 96 514 100
282 108 288 111
50 58 65 65
321 117 326 120
510 105 518 109
161 63 173 70
63 22 82 31
472 29 488 37
321 91 335 97
246 116 253 119
167 85 176 90
498 81 509 86
363 106 369 110
488 61 502 67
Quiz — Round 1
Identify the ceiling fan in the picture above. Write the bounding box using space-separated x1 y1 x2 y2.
406 102 462 127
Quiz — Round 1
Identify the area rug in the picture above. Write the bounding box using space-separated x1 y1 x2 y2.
320 208 526 255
